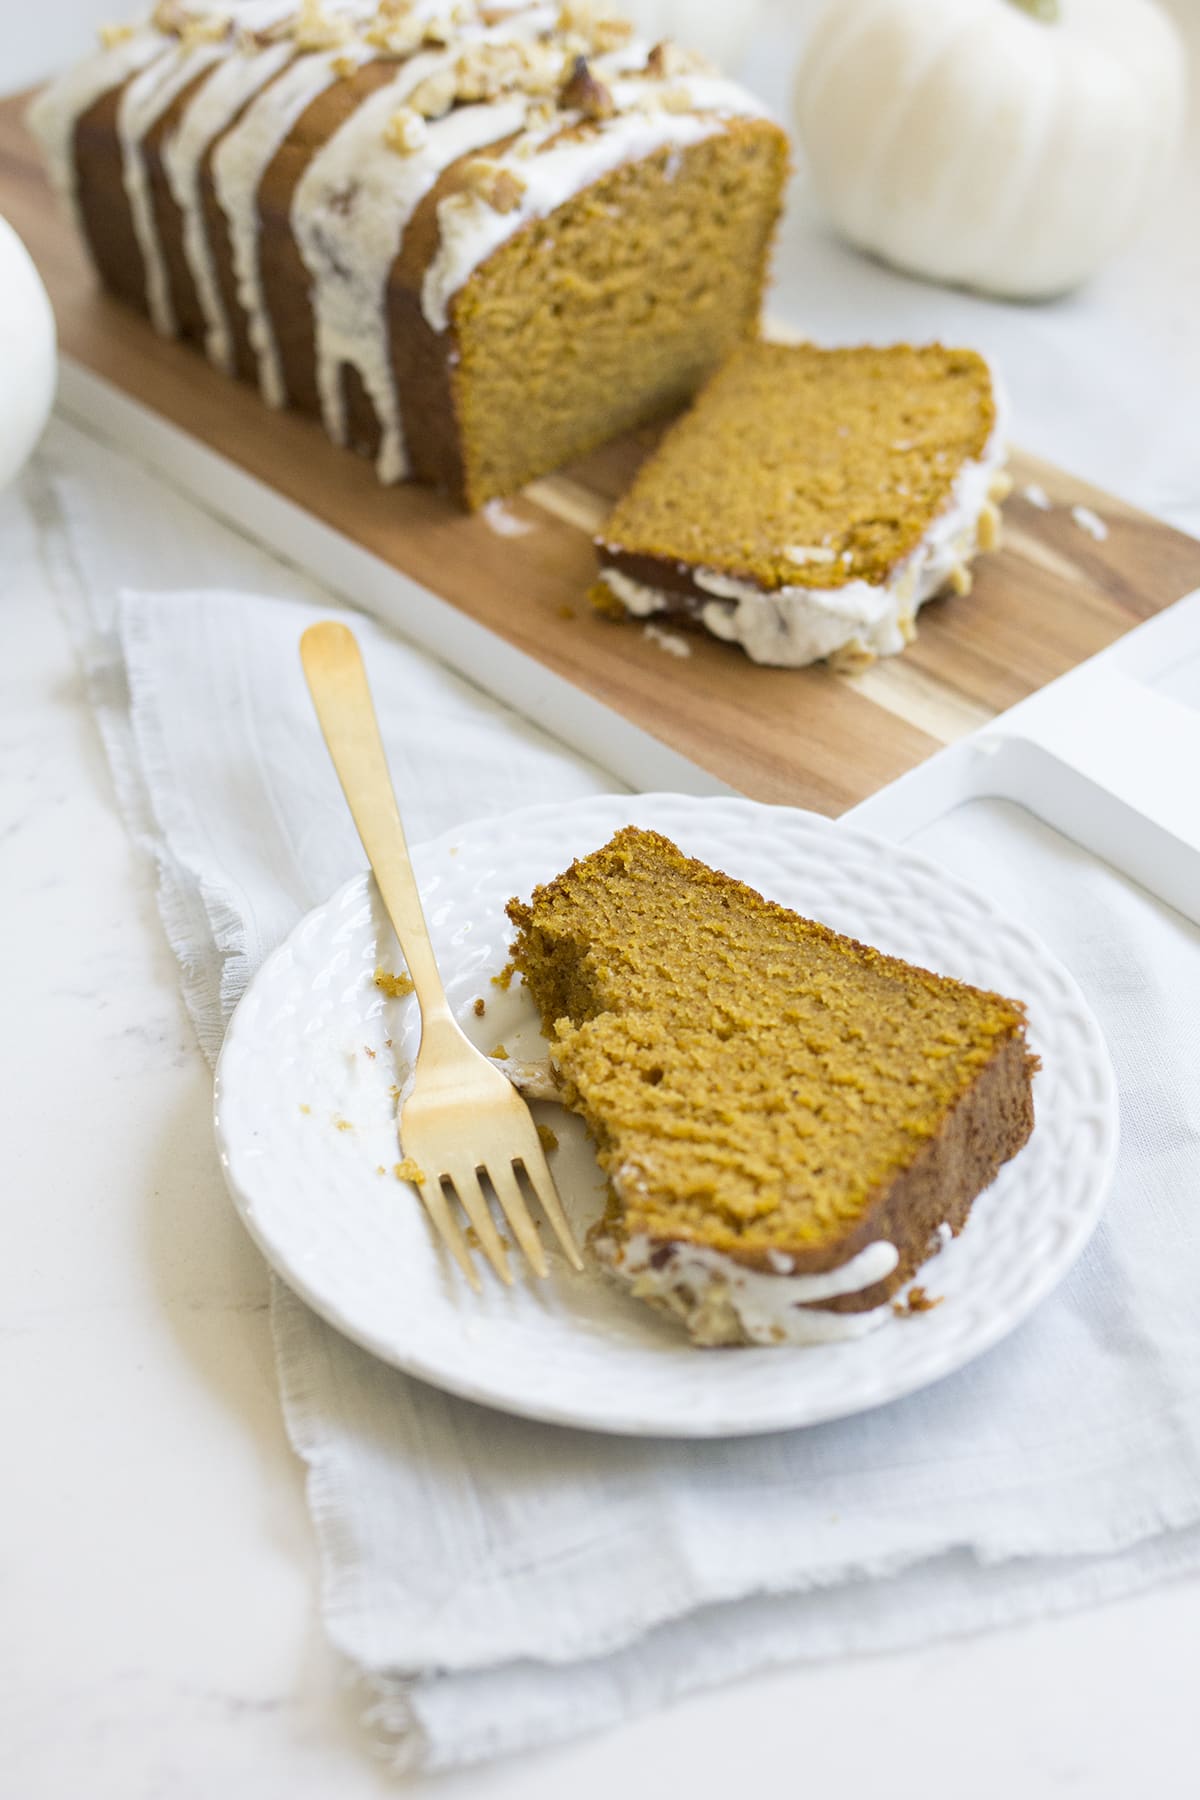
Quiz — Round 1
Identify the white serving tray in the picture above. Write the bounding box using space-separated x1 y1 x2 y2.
850 591 1200 926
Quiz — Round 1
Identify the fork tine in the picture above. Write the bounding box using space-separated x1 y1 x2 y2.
486 1162 550 1279
519 1145 585 1272
445 1167 514 1287
420 1177 483 1293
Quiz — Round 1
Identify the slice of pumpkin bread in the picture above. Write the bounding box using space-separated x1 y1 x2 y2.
505 827 1036 1346
591 341 1010 667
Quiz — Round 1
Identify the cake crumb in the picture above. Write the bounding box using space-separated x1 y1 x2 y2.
363 1045 377 1059
893 1285 944 1317
473 997 486 1016
333 1116 353 1133
298 1103 311 1115
375 964 415 998
1071 504 1108 542
375 1165 386 1176
536 1123 559 1153
491 962 516 990
489 1042 509 1059
643 622 692 658
395 1157 426 1185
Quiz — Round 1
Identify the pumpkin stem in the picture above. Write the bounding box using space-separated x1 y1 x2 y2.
1006 0 1060 20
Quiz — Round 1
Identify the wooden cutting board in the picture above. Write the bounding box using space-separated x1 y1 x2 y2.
5 92 1199 815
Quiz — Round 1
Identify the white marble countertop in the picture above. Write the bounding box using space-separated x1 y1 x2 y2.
5 5 1200 1794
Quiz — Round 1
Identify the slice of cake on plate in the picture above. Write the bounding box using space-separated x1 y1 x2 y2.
506 827 1036 1347
592 341 1010 666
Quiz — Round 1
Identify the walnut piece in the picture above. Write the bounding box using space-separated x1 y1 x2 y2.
181 12 232 45
293 0 352 51
646 39 715 80
151 0 188 33
364 12 424 54
408 67 459 118
462 159 528 214
559 55 615 120
383 106 430 154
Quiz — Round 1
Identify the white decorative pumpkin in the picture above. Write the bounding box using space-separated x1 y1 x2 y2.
0 215 56 491
794 0 1188 299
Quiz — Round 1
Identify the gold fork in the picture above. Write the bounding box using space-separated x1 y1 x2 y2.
300 620 583 1291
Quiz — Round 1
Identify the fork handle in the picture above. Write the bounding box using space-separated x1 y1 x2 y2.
300 621 453 1025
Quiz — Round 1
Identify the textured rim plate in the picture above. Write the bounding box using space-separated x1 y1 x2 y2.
213 794 1118 1437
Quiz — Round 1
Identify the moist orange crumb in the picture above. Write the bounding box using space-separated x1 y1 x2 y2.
894 1285 944 1316
489 1042 509 1060
374 965 415 998
473 996 486 1016
394 1157 426 1185
596 342 998 593
536 1123 559 1153
491 962 516 990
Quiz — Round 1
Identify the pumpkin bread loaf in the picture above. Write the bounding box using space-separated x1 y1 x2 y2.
592 341 1011 667
506 827 1037 1347
29 1 789 508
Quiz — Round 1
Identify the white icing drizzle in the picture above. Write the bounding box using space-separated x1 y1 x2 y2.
211 34 376 405
605 1232 900 1347
30 3 778 488
26 33 170 233
599 378 1009 669
291 7 555 481
160 27 296 371
421 70 771 331
118 40 230 335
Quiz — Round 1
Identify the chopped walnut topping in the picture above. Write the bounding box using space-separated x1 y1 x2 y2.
462 159 527 213
456 39 559 103
408 67 458 117
364 10 424 53
559 55 615 120
828 637 876 674
293 0 352 51
99 21 136 46
181 12 232 45
646 39 715 80
524 97 557 131
151 0 188 34
592 14 635 52
383 105 429 153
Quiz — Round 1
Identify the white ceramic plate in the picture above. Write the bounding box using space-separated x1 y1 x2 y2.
213 795 1118 1437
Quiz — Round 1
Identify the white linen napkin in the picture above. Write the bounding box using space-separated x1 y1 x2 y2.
47 423 1200 1773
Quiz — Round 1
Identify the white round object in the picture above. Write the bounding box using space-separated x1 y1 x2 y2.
214 794 1118 1438
794 0 1187 299
0 215 56 490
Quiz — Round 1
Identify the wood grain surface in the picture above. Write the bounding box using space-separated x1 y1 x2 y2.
6 92 1199 814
